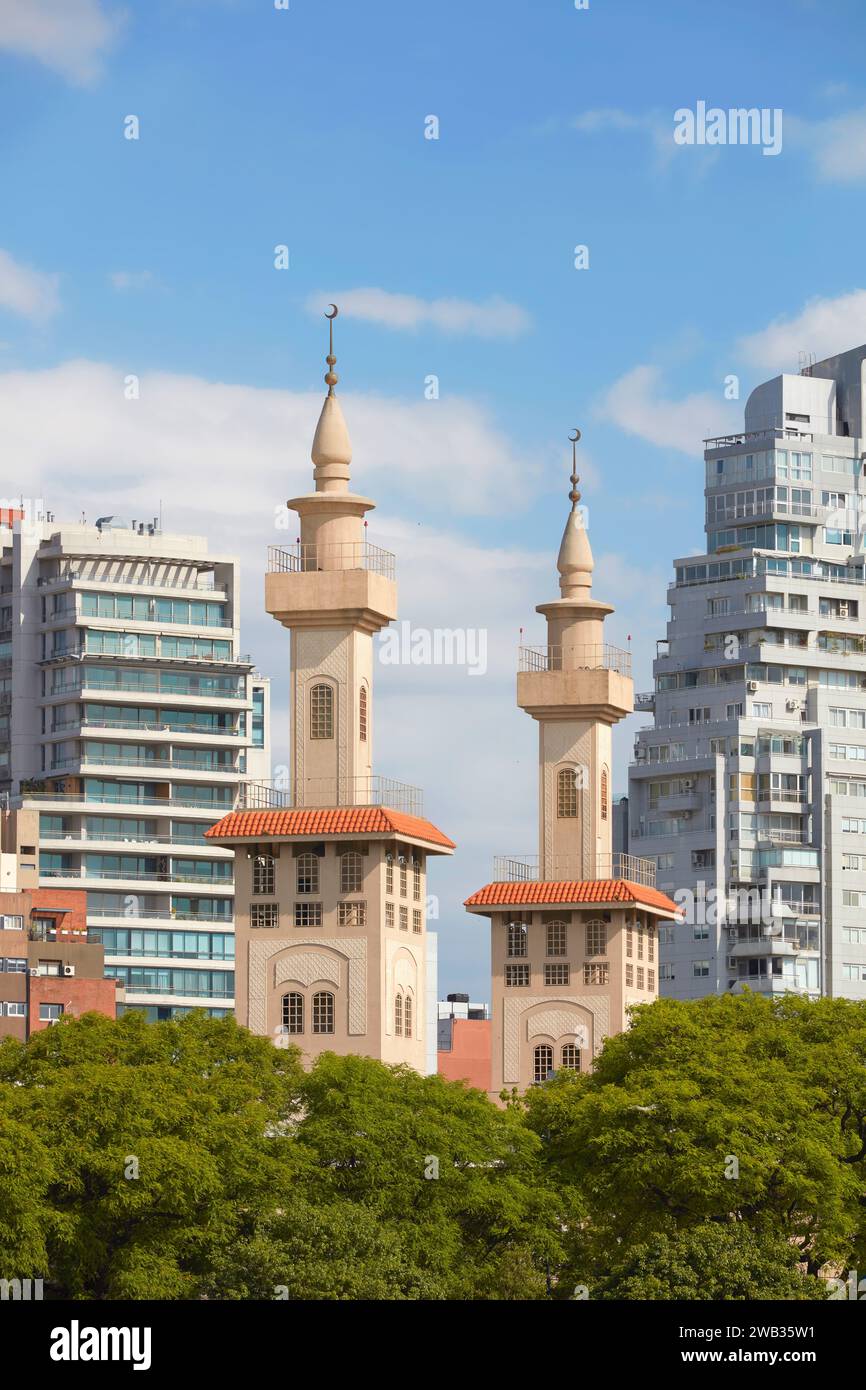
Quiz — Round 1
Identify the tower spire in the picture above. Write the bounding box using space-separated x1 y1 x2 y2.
556 427 594 597
311 303 352 492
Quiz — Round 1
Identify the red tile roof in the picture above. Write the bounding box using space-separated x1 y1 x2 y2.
205 806 455 851
464 879 681 916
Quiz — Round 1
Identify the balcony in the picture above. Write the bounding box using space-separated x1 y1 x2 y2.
268 542 395 581
634 691 655 711
237 775 424 818
518 644 632 678
491 851 657 889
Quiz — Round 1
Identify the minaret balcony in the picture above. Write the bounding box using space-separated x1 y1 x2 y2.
518 643 631 677
492 851 657 889
238 774 423 818
266 543 397 633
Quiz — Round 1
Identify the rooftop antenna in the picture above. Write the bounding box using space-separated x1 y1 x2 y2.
324 303 339 395
568 429 582 509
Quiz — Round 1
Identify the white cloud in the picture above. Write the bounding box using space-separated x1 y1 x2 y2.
306 287 531 339
738 289 866 371
786 106 866 183
0 248 60 321
109 270 155 292
0 0 124 85
572 107 718 174
595 364 738 455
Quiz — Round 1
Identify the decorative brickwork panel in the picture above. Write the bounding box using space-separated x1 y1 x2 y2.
502 993 610 1085
248 936 366 1036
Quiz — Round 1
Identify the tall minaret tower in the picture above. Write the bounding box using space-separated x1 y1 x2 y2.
208 308 454 1074
465 429 679 1099
266 305 397 806
517 429 633 879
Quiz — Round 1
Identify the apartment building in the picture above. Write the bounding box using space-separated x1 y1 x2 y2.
1 511 269 1020
0 807 120 1038
630 343 866 1001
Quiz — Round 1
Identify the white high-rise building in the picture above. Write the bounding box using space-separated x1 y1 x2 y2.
630 344 866 1002
0 512 270 1020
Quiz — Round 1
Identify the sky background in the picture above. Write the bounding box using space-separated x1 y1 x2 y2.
3 0 866 998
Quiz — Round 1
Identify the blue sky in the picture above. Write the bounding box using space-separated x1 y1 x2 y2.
3 0 866 998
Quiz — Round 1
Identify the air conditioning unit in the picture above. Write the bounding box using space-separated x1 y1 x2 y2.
63 965 75 977
786 699 798 711
747 680 759 692
839 604 849 618
29 967 39 977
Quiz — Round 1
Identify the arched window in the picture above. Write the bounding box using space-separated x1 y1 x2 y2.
404 993 413 1038
585 919 607 956
310 683 334 740
557 767 578 818
312 991 334 1034
560 1043 581 1072
359 685 368 742
506 921 528 957
394 992 403 1036
533 1044 553 1084
252 854 275 896
601 766 609 821
282 992 304 1034
340 851 363 894
296 852 319 895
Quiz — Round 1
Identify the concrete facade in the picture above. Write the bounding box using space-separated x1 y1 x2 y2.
630 343 866 1002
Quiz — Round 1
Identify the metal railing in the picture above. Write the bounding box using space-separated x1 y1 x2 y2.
47 678 247 700
268 542 396 581
238 775 423 818
492 851 657 889
518 644 632 677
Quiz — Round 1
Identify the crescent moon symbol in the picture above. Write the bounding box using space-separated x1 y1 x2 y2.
325 303 339 319
569 428 581 442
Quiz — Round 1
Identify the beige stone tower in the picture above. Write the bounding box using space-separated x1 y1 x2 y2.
465 431 679 1099
208 310 454 1071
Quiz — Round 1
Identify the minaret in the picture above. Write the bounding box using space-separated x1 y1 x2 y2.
465 429 679 1100
265 305 397 806
517 430 633 879
208 308 454 1076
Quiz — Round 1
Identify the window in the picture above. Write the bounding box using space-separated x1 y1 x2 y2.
544 963 570 986
636 967 645 989
385 858 394 894
506 921 528 957
404 994 413 1038
693 960 710 978
557 767 578 818
39 960 61 976
399 861 408 896
636 925 644 961
560 1044 580 1072
338 901 367 927
296 852 319 895
412 909 422 934
385 902 395 928
310 684 334 739
583 962 609 985
600 767 609 821
340 852 363 894
505 964 530 987
252 854 275 896
39 1003 63 1022
399 905 408 931
659 925 675 945
625 962 634 986
359 685 367 742
648 970 655 991
282 992 303 1034
0 914 23 931
294 902 322 928
660 962 675 981
546 920 567 956
585 919 606 956
752 703 772 719
250 903 279 928
533 1044 553 1083
626 924 633 958
693 924 709 941
312 991 334 1033
413 860 422 901
4 1001 25 1018
394 993 403 1036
